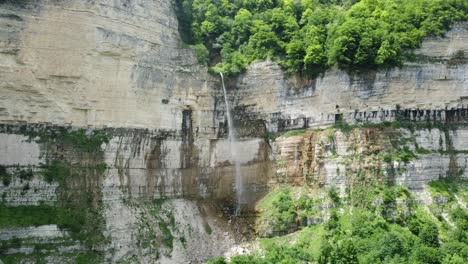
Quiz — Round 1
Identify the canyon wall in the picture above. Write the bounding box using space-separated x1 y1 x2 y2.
0 0 268 262
232 23 467 132
0 0 467 263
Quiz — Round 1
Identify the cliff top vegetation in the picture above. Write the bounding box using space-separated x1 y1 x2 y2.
174 0 467 76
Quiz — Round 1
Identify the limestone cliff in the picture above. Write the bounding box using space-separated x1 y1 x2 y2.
0 0 467 263
0 0 261 262
232 22 467 132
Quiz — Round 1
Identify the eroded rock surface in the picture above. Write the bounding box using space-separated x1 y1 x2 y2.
0 0 467 263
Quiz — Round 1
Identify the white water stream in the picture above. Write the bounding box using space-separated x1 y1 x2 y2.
220 73 243 215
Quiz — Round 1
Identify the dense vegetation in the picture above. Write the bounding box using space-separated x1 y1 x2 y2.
174 0 467 76
208 179 467 264
223 124 467 264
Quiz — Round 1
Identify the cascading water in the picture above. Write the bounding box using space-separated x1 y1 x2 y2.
294 145 298 168
220 72 243 216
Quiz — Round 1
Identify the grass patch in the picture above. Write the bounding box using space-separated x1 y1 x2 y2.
277 129 308 139
428 180 456 202
74 252 104 264
0 203 58 228
429 180 451 196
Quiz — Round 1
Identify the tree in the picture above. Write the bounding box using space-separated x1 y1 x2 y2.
420 222 440 247
376 39 397 65
334 238 359 264
237 0 274 12
283 37 305 73
411 245 441 264
179 0 467 75
244 20 281 61
270 8 299 41
379 231 405 260
232 8 253 46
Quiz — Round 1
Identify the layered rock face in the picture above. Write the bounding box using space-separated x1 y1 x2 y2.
0 0 208 129
232 23 467 131
0 0 467 263
0 0 270 263
273 127 468 190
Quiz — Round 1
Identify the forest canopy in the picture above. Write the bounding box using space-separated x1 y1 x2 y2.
174 0 467 76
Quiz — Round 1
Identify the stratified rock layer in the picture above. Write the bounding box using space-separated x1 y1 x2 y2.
0 0 467 263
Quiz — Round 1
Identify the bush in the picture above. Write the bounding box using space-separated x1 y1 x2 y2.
194 43 209 64
411 245 441 264
0 204 58 227
327 185 340 205
419 222 440 247
206 257 227 264
257 188 297 237
442 254 465 264
379 231 406 260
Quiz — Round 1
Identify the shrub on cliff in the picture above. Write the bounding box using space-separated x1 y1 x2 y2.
256 188 297 237
194 43 209 64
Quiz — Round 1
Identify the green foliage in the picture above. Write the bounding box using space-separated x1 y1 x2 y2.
378 231 406 260
194 43 209 64
419 221 440 247
62 129 109 152
257 188 297 237
203 222 212 235
53 191 106 247
382 146 417 164
206 257 228 264
442 254 465 264
0 166 30 187
218 190 467 264
16 167 34 181
277 129 307 138
174 0 467 75
428 180 454 199
214 139 467 264
74 252 104 264
411 245 442 264
211 48 248 76
333 116 353 134
327 185 340 205
32 128 109 248
415 146 431 154
0 203 58 228
41 160 107 185
41 159 71 184
159 221 174 249
448 205 468 243
230 255 263 264
441 241 468 263
30 128 109 153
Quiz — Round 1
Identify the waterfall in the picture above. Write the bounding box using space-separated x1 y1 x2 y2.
294 145 298 169
220 73 243 216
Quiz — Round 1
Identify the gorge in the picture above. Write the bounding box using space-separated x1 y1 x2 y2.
0 0 467 263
